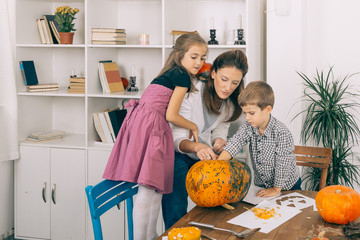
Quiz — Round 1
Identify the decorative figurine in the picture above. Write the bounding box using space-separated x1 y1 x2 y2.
234 29 246 45
127 64 139 92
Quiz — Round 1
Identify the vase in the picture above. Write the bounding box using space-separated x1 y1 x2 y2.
59 32 74 44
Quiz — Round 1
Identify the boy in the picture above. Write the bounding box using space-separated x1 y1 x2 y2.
218 81 301 197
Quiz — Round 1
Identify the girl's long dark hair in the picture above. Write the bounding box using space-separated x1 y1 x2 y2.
204 50 248 122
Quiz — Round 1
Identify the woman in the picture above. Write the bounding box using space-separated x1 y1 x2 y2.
162 49 249 229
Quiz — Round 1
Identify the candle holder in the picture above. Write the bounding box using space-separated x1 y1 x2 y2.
127 76 139 92
234 29 246 45
208 29 219 45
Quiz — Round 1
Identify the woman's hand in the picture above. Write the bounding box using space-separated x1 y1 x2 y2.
212 138 226 154
194 143 218 160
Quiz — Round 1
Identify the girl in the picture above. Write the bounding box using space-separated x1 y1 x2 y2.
162 50 249 229
103 33 208 240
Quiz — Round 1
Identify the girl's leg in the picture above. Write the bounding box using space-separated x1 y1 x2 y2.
146 191 162 240
133 184 161 240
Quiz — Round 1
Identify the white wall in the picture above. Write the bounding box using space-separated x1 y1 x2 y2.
0 0 15 235
267 0 360 192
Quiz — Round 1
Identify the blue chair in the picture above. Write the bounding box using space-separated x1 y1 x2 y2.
85 180 138 240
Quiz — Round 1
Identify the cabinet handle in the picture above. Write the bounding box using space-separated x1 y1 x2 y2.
51 184 56 204
42 182 47 203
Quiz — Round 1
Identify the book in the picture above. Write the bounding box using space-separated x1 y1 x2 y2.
20 61 39 86
27 83 58 89
91 32 126 41
27 87 59 93
43 15 59 44
98 112 113 143
102 62 124 92
40 19 51 44
170 30 198 35
93 113 108 143
67 88 85 94
37 19 46 44
50 21 60 43
27 130 66 142
104 111 116 142
98 60 112 93
91 40 126 45
91 28 126 33
69 77 85 83
108 108 127 137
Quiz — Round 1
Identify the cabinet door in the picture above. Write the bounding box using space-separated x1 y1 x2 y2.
15 146 51 239
50 148 86 240
87 149 126 240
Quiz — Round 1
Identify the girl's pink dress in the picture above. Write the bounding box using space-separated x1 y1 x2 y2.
102 84 174 194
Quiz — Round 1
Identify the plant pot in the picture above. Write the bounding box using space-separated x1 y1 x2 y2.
59 32 74 44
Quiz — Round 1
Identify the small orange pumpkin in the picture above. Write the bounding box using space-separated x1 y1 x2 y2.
315 185 360 225
186 159 251 208
168 226 201 240
196 62 212 81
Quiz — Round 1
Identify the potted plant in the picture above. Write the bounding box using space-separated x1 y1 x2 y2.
294 66 360 190
54 6 79 44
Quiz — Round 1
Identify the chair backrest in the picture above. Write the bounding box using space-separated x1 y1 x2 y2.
294 145 332 190
85 180 138 240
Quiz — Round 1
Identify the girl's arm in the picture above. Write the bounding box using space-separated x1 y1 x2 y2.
179 139 217 160
166 86 199 142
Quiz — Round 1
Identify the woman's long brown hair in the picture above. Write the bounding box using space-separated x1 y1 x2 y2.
203 50 248 122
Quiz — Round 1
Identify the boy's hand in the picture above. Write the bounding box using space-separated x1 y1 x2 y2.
256 187 281 198
212 138 226 154
217 150 232 161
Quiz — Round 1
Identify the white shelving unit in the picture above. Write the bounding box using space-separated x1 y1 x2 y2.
15 0 261 239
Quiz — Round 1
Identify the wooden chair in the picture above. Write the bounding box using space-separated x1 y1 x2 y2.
294 145 332 190
85 180 138 240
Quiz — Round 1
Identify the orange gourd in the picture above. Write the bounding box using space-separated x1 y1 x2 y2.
315 185 360 225
186 159 251 208
196 62 212 81
168 226 201 240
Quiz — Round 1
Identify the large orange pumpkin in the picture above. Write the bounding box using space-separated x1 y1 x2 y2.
315 185 360 225
186 159 251 207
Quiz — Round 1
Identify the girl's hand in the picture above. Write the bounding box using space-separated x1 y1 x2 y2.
212 138 226 154
194 143 217 160
189 128 199 143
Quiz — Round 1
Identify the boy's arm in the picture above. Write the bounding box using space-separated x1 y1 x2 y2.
273 130 296 189
218 150 232 160
256 187 282 197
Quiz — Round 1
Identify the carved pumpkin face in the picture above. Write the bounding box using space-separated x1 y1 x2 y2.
315 185 360 225
196 62 212 81
186 159 251 207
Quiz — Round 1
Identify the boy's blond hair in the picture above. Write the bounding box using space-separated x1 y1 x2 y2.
239 81 274 110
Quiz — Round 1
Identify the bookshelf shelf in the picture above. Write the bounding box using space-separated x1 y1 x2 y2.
15 0 262 239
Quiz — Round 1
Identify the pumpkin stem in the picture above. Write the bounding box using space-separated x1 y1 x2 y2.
318 231 325 239
335 189 342 194
222 203 235 210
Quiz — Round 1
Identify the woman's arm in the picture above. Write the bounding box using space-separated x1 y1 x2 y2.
166 86 198 142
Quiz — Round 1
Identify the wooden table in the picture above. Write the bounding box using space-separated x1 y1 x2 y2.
158 190 347 240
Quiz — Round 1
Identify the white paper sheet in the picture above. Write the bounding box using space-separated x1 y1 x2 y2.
228 200 302 234
242 185 281 205
267 192 316 210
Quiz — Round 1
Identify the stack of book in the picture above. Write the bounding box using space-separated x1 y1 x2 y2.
36 14 60 44
93 107 127 144
27 83 59 93
91 28 126 45
68 77 85 94
26 130 66 142
20 60 59 92
98 60 125 93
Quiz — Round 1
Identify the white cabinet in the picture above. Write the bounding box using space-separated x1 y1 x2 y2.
15 146 86 240
15 0 263 239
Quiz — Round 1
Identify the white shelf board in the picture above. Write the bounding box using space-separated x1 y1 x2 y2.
20 133 86 149
164 44 246 49
18 89 85 97
87 90 144 99
16 44 86 48
88 44 162 49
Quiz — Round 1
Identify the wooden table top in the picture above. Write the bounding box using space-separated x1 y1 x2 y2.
158 190 348 240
